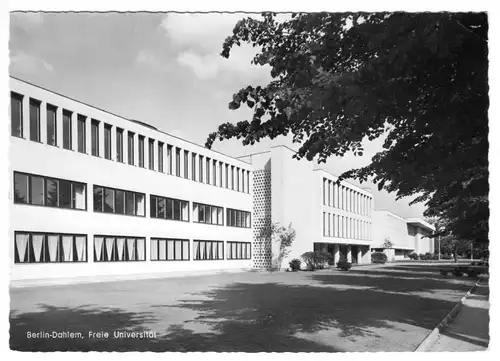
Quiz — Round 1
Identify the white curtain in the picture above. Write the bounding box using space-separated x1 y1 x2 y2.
15 234 29 263
182 240 189 260
116 238 125 261
212 242 218 260
206 242 212 260
193 204 199 222
159 240 166 260
135 195 145 216
136 239 145 260
217 208 222 225
194 241 199 260
211 207 217 224
32 235 44 262
167 240 174 260
242 244 247 259
74 184 86 209
94 236 103 261
127 238 135 260
182 202 188 221
48 235 59 262
175 240 182 260
62 236 73 261
75 236 86 261
105 237 114 261
231 243 236 259
247 244 251 259
151 239 158 261
218 242 224 260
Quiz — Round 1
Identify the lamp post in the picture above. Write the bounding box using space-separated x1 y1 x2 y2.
438 236 441 260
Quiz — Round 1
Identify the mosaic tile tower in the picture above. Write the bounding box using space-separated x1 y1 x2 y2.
251 169 272 269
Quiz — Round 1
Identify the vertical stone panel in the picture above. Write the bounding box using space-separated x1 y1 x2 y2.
252 169 272 269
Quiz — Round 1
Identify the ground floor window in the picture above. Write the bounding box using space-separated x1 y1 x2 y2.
94 235 145 262
227 241 251 260
193 240 224 260
14 232 87 263
150 238 189 261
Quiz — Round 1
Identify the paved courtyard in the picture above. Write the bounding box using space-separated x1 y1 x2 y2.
10 263 481 352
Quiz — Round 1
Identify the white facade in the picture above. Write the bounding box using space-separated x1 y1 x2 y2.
9 77 254 285
239 145 375 267
372 210 435 261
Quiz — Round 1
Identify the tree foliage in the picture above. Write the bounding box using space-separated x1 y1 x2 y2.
206 12 488 243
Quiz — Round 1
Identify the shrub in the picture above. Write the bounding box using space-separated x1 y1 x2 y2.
371 252 387 264
301 251 330 270
289 259 302 272
408 252 419 260
431 254 439 260
336 260 352 271
418 253 425 260
420 252 433 260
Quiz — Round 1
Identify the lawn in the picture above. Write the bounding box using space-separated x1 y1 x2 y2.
10 263 476 352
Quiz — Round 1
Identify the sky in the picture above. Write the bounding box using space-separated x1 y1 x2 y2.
9 11 426 219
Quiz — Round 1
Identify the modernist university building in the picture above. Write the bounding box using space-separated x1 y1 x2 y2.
9 77 434 285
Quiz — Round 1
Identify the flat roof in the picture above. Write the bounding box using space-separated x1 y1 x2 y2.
406 218 435 232
10 75 250 166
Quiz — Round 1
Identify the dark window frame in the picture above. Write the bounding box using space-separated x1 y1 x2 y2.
77 114 86 153
11 92 24 138
158 142 164 173
227 241 252 260
175 148 181 177
138 135 145 168
62 109 73 150
226 208 252 228
93 235 146 262
104 123 112 160
193 240 225 261
46 104 58 147
150 194 189 222
184 150 189 179
13 171 87 211
116 128 124 162
148 138 155 170
127 131 135 165
14 231 88 264
150 238 190 261
93 184 145 217
29 98 41 142
193 202 224 226
91 119 100 157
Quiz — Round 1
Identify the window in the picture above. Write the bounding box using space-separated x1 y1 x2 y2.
47 105 57 146
167 145 173 174
193 202 223 225
77 115 86 153
241 169 245 192
91 119 99 156
150 195 189 221
236 168 240 192
219 161 223 187
29 99 41 142
11 92 23 138
184 150 189 178
328 181 332 206
138 135 145 167
62 110 72 150
213 160 217 185
14 232 87 263
231 166 235 190
176 148 181 176
193 240 224 260
227 242 251 260
13 171 86 210
323 212 326 236
116 128 124 162
225 164 229 188
94 235 145 262
226 208 251 228
246 171 250 193
93 185 144 216
191 153 197 181
206 157 210 184
151 238 190 261
127 132 135 165
104 124 112 160
147 139 154 170
199 155 204 183
158 142 164 172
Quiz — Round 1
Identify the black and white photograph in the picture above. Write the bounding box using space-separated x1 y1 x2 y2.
5 0 493 354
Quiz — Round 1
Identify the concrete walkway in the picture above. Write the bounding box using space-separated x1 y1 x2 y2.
428 278 490 351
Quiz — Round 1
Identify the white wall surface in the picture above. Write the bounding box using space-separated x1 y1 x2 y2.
9 78 254 282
